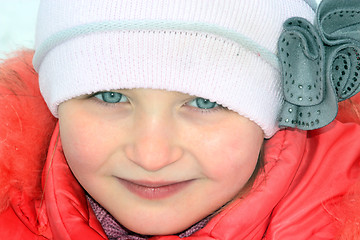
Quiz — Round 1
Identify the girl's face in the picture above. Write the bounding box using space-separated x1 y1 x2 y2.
58 89 264 235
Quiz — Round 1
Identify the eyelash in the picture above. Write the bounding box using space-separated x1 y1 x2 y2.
184 98 225 114
88 91 129 107
89 92 225 113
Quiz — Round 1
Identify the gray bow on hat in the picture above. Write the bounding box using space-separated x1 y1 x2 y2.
278 0 360 130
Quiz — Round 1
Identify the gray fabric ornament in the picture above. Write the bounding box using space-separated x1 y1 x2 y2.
278 0 360 130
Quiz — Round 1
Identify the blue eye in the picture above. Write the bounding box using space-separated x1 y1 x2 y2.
94 92 128 103
188 98 218 109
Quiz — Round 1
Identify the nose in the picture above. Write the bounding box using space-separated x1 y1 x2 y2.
124 113 184 172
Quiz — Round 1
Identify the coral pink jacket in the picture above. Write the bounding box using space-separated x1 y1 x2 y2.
1 51 359 239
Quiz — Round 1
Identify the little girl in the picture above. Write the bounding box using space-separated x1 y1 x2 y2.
1 0 360 239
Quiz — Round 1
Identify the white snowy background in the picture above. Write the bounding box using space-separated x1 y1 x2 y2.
0 0 40 59
0 0 322 60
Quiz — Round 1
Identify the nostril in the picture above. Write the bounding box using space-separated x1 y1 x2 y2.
124 143 183 172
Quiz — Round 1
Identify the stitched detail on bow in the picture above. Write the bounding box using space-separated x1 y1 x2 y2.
278 0 360 130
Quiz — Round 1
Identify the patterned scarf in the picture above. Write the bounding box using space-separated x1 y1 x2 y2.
87 195 211 240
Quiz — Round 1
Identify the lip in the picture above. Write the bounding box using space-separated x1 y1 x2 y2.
118 178 193 200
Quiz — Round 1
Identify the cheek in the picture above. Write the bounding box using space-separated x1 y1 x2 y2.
193 122 262 184
59 111 115 180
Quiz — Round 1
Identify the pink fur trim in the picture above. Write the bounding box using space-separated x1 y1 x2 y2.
337 94 360 124
334 182 360 239
334 95 360 239
0 50 56 212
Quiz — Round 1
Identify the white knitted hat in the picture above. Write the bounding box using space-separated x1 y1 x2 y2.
33 0 316 138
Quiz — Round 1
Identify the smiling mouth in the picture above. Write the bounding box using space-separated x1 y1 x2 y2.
117 178 193 200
